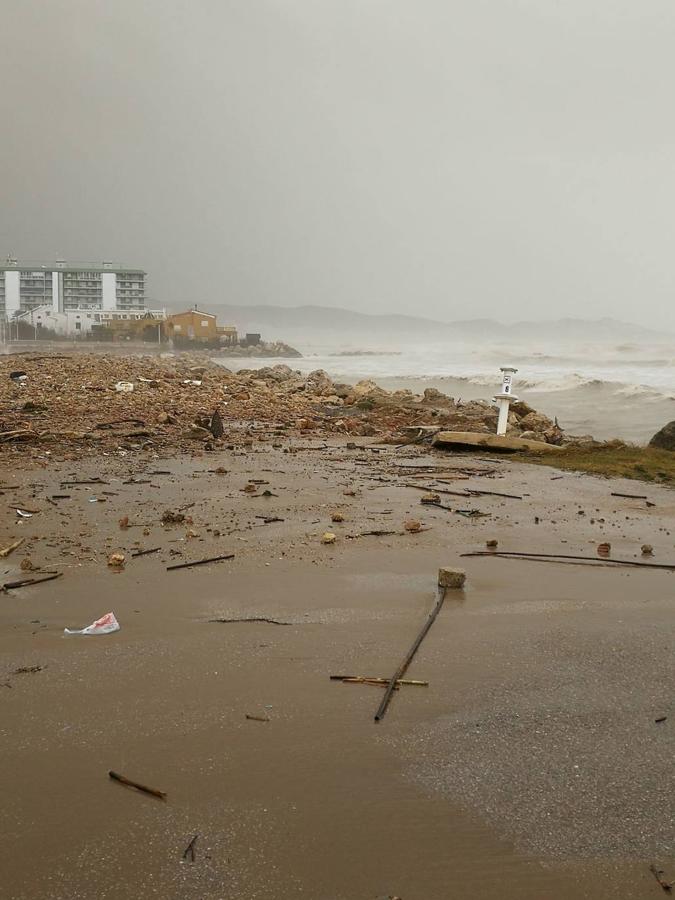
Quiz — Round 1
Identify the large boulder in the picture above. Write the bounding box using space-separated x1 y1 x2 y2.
649 421 675 451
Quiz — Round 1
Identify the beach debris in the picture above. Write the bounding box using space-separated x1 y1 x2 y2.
10 371 28 385
331 512 345 523
611 491 648 500
61 478 109 486
13 665 43 674
242 483 257 494
331 675 428 687
649 864 673 892
455 509 490 518
256 516 285 524
347 530 396 538
245 714 270 722
15 509 34 518
118 516 130 529
108 770 166 800
3 573 62 592
374 579 449 722
404 520 422 533
131 547 162 558
321 532 337 544
461 550 675 571
65 611 120 636
182 833 199 862
0 538 24 558
261 489 278 497
161 509 185 525
641 544 654 556
209 616 292 625
166 553 235 571
114 381 134 392
597 542 611 556
420 493 441 504
438 567 466 589
19 557 34 571
467 488 523 500
210 409 224 439
486 539 499 548
655 716 668 724
213 466 228 474
107 552 126 568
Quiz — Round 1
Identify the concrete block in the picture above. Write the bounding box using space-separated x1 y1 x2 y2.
438 566 466 589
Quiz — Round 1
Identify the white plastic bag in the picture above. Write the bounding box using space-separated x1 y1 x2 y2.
64 611 120 636
114 382 134 393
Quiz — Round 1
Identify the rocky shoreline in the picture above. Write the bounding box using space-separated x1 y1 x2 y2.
0 352 584 458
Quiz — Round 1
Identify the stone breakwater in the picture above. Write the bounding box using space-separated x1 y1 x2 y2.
0 353 572 458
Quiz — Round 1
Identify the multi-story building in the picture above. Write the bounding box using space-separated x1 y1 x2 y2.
0 257 146 319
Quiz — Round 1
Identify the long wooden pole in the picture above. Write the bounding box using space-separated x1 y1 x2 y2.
374 587 447 722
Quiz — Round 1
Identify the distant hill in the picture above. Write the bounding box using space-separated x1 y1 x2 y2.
168 304 667 346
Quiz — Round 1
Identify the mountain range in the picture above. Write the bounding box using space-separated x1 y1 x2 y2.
171 303 668 345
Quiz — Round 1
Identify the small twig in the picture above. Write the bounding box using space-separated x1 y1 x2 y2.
209 617 292 625
331 675 428 686
347 529 397 538
466 488 523 500
12 665 43 674
131 547 162 558
109 770 167 800
612 491 649 500
182 833 199 862
649 864 673 892
167 553 234 571
245 714 270 722
60 479 109 486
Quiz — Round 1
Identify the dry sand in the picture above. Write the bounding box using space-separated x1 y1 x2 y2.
0 438 673 899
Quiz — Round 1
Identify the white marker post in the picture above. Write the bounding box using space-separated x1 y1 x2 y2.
493 367 518 436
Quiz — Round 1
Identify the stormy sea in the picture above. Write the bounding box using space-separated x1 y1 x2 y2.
218 336 675 443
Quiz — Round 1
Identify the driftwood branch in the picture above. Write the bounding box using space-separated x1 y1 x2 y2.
109 770 166 800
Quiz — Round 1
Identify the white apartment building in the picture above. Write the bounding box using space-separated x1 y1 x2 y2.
14 305 166 337
0 257 147 319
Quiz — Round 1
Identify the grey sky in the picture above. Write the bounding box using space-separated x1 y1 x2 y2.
2 1 674 325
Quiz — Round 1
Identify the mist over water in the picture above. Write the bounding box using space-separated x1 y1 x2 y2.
217 336 675 442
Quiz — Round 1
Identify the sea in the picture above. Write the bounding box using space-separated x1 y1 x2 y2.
215 337 675 443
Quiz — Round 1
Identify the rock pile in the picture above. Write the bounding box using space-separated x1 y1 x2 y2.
0 353 567 456
215 341 302 359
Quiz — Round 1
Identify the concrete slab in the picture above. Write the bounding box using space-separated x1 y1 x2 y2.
432 430 563 453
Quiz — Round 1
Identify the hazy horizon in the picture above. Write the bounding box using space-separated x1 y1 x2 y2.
3 2 675 328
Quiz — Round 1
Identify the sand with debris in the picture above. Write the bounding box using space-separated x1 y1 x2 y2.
0 353 673 899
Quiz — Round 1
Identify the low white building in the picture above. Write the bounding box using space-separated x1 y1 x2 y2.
14 305 166 337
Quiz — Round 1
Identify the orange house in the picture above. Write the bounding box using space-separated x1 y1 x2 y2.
165 309 218 341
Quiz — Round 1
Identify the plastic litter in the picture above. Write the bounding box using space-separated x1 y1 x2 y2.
114 382 134 392
64 611 120 636
15 509 33 518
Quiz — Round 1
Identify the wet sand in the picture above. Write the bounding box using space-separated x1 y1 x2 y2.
0 440 673 899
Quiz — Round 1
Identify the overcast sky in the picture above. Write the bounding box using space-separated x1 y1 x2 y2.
2 1 674 325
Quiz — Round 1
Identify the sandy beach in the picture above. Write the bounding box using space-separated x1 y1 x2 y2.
1 390 674 899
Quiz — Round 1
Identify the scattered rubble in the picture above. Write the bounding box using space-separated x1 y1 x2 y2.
0 352 574 457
